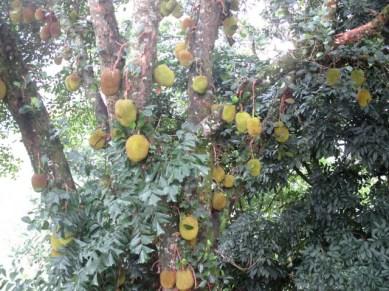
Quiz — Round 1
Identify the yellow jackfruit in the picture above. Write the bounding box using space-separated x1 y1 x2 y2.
160 269 176 288
175 42 187 58
179 215 199 241
100 67 121 96
274 122 290 143
247 159 261 177
176 268 194 290
89 129 106 150
0 79 7 100
65 73 81 92
125 134 150 163
192 75 208 94
212 166 225 183
356 89 372 109
177 50 193 67
326 68 341 86
351 69 365 87
222 104 236 123
223 16 238 37
223 174 235 188
115 99 137 127
154 64 175 87
247 117 262 137
235 111 250 132
212 192 227 211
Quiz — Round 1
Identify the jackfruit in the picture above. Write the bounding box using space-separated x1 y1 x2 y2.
49 21 61 38
160 269 176 289
175 42 187 58
181 17 194 30
212 192 227 211
31 173 48 192
221 104 236 123
274 121 289 143
179 215 199 241
89 129 106 150
34 7 45 21
22 6 35 24
154 64 175 87
40 24 50 41
176 268 194 290
177 50 193 67
326 68 341 86
115 99 137 127
356 89 372 108
247 159 261 177
351 69 365 87
9 8 22 24
0 79 7 100
212 166 225 183
223 174 235 188
247 117 262 137
223 16 238 37
235 111 251 133
160 0 177 16
100 68 121 96
172 3 183 18
230 0 239 11
65 73 81 92
192 75 208 94
125 134 150 163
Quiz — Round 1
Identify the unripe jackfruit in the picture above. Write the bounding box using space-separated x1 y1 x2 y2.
274 122 289 143
154 64 175 87
192 75 208 94
100 68 121 96
179 215 199 241
356 89 372 108
177 50 193 67
31 173 48 192
89 129 106 150
0 79 7 100
65 73 81 92
160 269 176 288
176 268 194 290
115 99 137 127
212 192 227 211
222 104 236 123
235 111 250 133
247 159 261 177
326 68 341 86
351 69 365 87
212 166 225 183
125 134 150 163
247 117 262 137
223 16 238 37
223 174 235 188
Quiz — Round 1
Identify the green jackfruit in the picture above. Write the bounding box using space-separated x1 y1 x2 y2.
192 75 208 94
222 104 236 123
154 64 175 87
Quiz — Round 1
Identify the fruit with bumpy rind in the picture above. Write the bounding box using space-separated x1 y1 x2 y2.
212 166 225 183
223 16 238 37
176 268 194 290
100 68 121 96
154 64 175 87
192 75 208 94
177 50 193 67
179 215 199 241
356 89 372 108
235 111 251 133
115 99 137 127
31 173 48 192
326 68 341 86
247 159 261 177
222 104 236 123
65 73 81 92
223 174 235 188
212 192 227 211
125 134 150 162
351 69 365 87
89 129 106 150
247 117 262 137
0 79 7 100
274 121 290 143
160 269 176 289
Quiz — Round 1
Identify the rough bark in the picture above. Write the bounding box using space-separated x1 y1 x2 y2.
0 22 75 191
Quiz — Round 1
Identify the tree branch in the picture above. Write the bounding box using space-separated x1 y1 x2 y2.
293 166 311 186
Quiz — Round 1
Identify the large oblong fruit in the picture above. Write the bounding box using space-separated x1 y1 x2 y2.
192 75 208 94
100 67 121 96
247 159 261 177
179 215 199 241
273 122 289 143
235 111 250 133
0 78 7 100
356 89 372 108
153 64 175 87
247 117 262 137
222 104 236 123
212 166 225 183
212 192 227 211
223 174 235 188
125 134 150 163
176 268 194 290
160 269 176 289
65 73 81 92
114 99 137 127
31 173 48 192
89 129 106 150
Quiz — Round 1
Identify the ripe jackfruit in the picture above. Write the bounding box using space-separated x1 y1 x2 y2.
222 104 236 123
356 89 372 108
125 134 150 163
351 69 365 87
22 6 35 24
176 268 194 290
223 16 238 37
65 73 81 92
115 99 137 127
212 166 225 183
192 75 208 94
0 79 7 100
31 173 48 192
175 42 187 58
235 111 250 133
34 7 45 21
326 68 341 86
247 159 261 177
223 174 235 188
89 129 106 150
49 21 61 38
247 117 262 137
212 192 227 211
39 24 50 41
160 269 176 289
179 215 199 241
177 50 193 67
100 68 121 96
154 64 175 87
54 55 62 65
181 17 194 30
274 121 289 143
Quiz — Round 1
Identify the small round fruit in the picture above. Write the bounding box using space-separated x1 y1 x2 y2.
212 192 227 211
125 134 150 163
223 174 235 188
179 215 199 241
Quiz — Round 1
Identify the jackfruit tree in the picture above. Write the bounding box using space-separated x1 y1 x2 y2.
0 0 388 290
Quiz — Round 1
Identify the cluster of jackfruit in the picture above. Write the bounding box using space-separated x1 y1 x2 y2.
0 78 7 101
221 104 263 137
160 267 194 290
65 72 81 92
212 165 236 189
174 42 194 67
160 0 183 18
